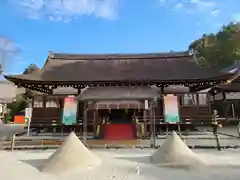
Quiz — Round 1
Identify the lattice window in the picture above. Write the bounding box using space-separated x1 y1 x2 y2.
46 96 60 108
198 94 208 105
46 100 60 107
33 100 43 108
182 94 197 105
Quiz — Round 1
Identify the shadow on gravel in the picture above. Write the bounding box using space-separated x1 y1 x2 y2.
115 156 151 165
117 155 240 171
21 159 47 171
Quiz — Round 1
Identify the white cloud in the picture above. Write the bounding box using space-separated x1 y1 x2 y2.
211 9 220 17
0 36 21 70
188 0 217 15
213 23 222 28
233 13 240 22
160 0 217 14
157 0 224 29
11 0 120 21
0 36 20 55
196 21 201 26
190 0 216 8
159 0 220 19
174 3 184 9
159 0 166 3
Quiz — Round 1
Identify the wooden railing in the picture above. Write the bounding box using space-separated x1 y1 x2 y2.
30 106 212 129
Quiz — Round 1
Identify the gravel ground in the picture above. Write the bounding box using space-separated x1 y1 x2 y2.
0 149 240 180
145 138 240 147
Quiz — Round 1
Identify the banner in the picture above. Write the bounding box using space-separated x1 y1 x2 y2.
62 96 77 125
163 95 180 123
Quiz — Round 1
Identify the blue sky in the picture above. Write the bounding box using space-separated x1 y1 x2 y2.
0 0 239 75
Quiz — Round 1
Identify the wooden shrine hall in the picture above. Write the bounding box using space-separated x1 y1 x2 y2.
210 68 240 122
4 51 236 140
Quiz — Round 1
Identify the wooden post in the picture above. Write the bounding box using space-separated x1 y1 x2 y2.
237 121 240 138
231 103 235 119
83 102 88 145
143 109 147 137
213 125 221 151
166 123 169 136
93 110 96 137
150 102 154 148
11 134 16 151
61 126 63 136
177 122 182 137
153 105 156 148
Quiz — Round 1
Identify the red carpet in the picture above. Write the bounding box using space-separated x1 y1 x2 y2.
104 124 135 140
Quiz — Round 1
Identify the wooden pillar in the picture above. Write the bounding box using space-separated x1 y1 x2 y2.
143 109 147 137
11 134 16 151
213 125 221 151
231 103 236 118
196 93 200 116
153 105 156 147
43 96 47 108
77 89 81 136
207 93 213 122
31 97 34 109
77 88 81 95
83 101 88 145
93 109 96 136
237 121 240 138
150 102 154 148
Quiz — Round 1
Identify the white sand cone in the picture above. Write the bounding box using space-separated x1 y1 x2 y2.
150 131 206 169
41 132 101 174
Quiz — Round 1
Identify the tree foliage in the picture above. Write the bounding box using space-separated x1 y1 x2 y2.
7 95 27 120
23 63 40 75
189 22 240 70
7 63 40 121
23 64 40 100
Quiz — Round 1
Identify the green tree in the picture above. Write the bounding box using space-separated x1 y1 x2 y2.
189 22 240 70
23 63 40 74
7 63 40 121
22 64 40 100
7 95 27 121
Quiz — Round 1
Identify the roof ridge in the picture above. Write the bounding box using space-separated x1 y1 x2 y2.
48 51 192 60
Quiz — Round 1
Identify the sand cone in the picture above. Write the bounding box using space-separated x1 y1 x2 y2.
41 132 101 174
150 131 206 168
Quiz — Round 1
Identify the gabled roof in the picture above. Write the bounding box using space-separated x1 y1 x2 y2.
212 63 240 92
213 75 240 92
221 61 240 73
215 83 240 92
4 51 235 93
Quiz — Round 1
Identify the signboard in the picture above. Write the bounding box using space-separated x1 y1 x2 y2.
25 108 32 136
53 87 78 95
225 92 240 100
62 96 77 125
25 108 32 120
144 100 149 110
163 95 180 123
94 100 143 109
